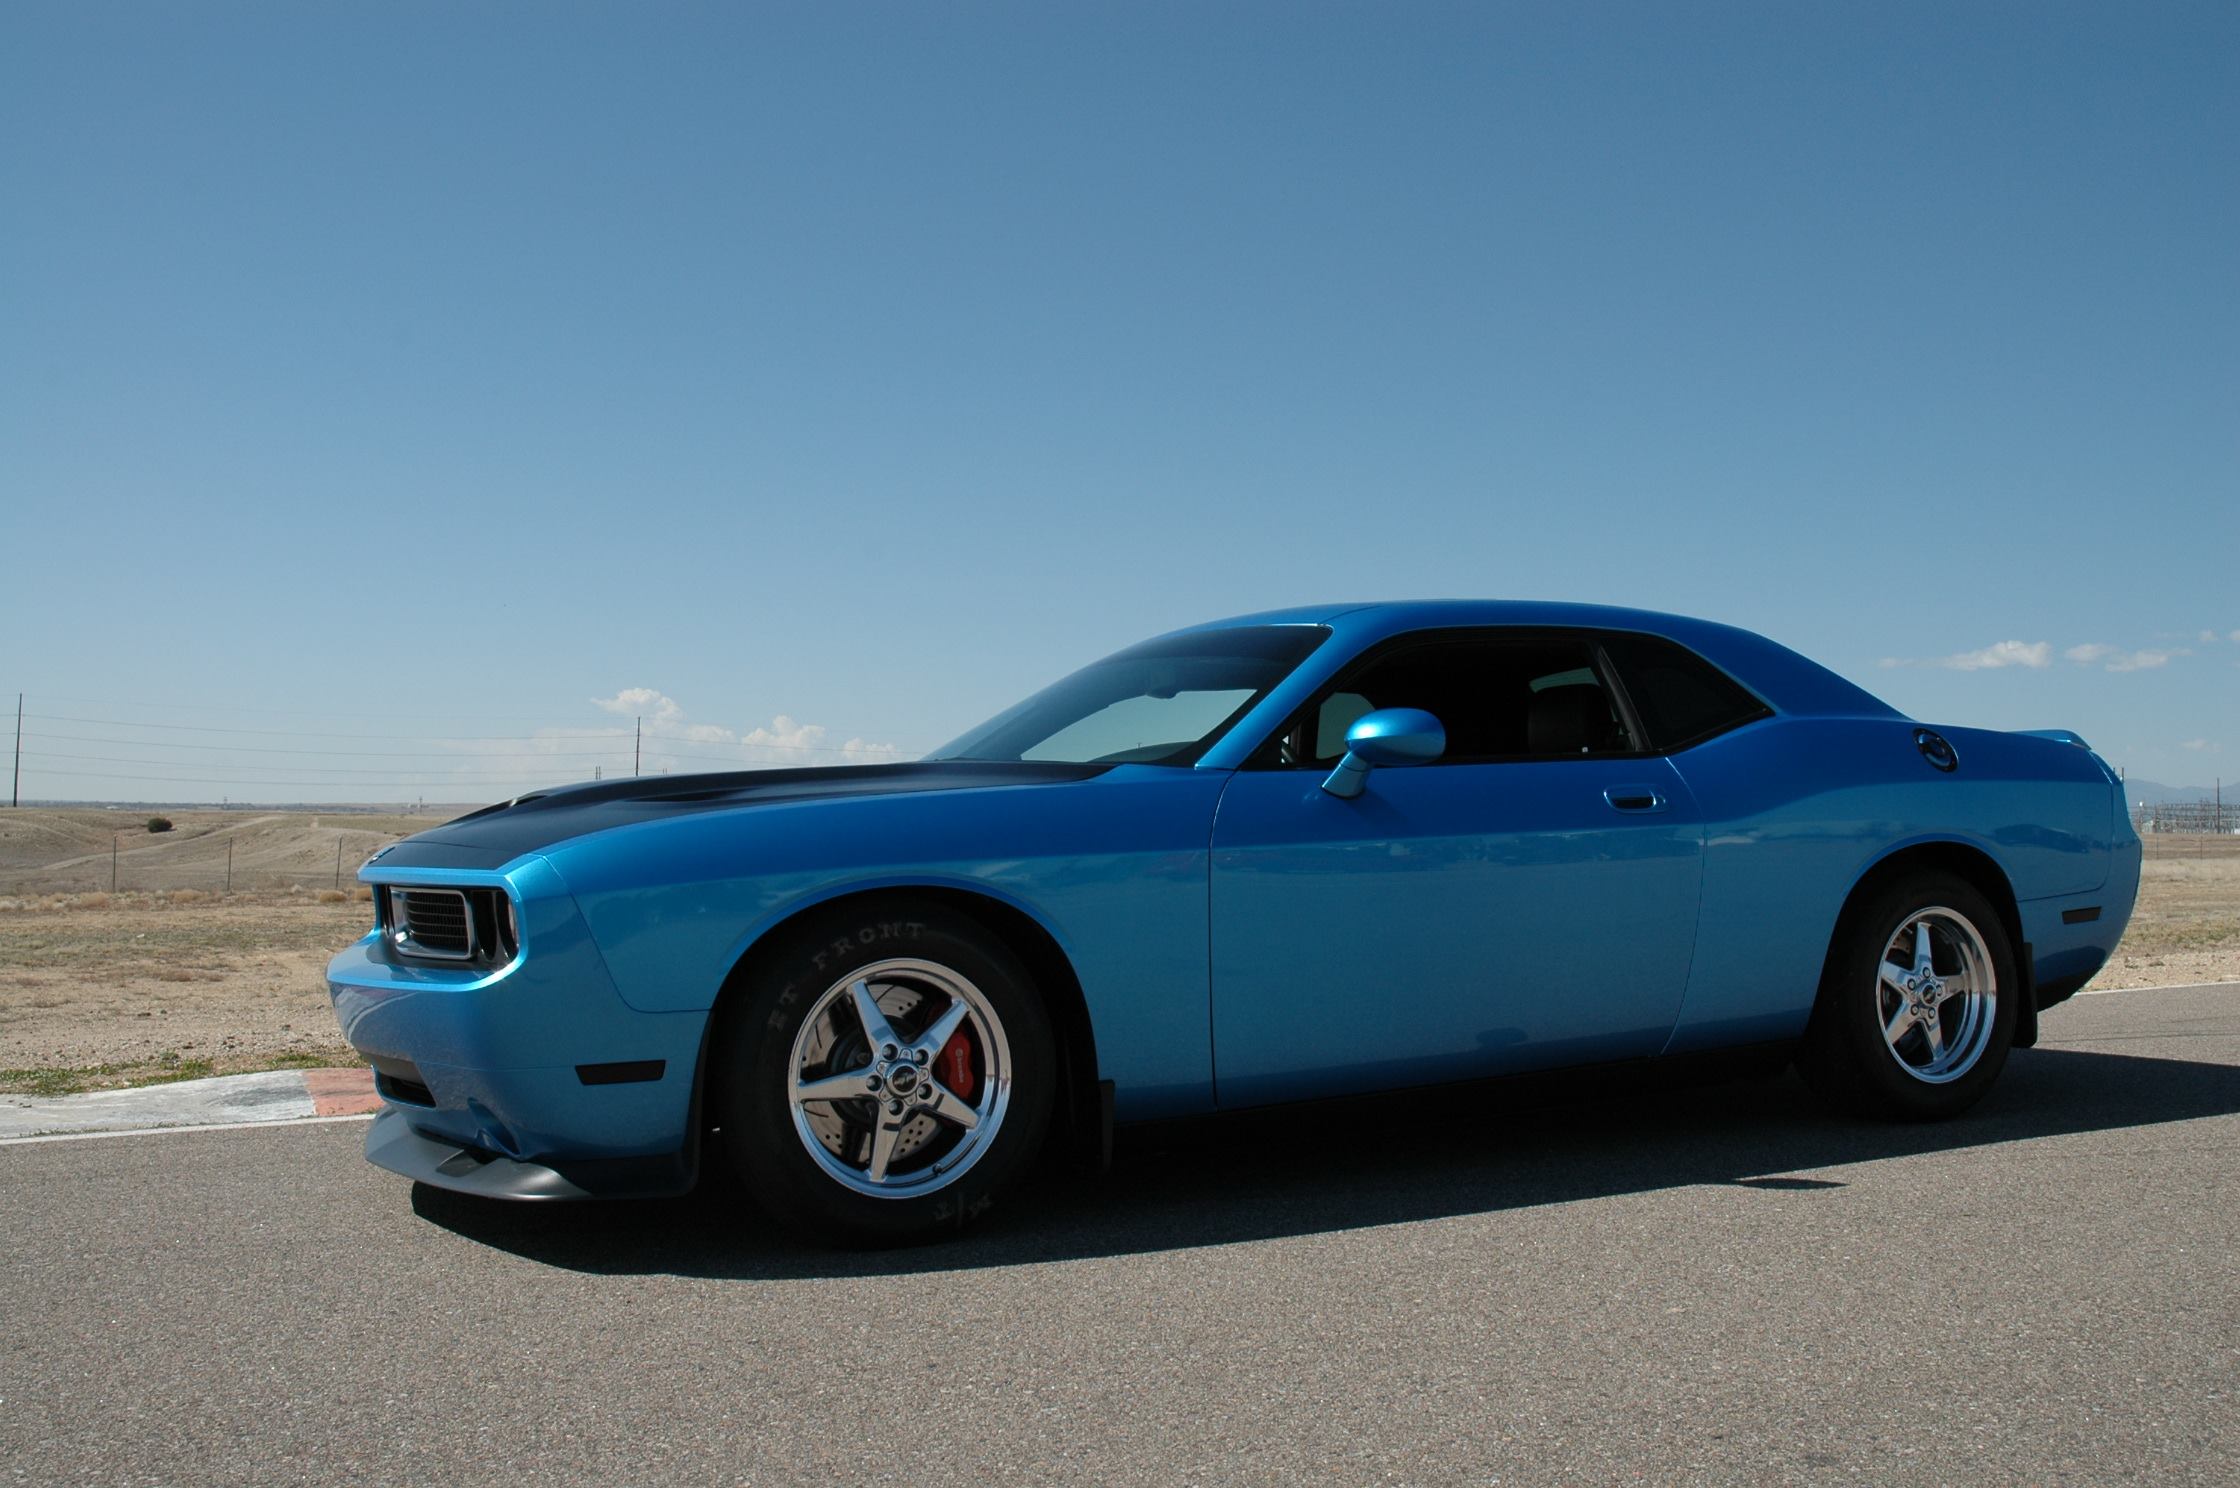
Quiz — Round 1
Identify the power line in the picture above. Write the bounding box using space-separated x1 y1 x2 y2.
18 692 624 722
17 751 623 779
22 713 641 742
21 766 596 788
20 713 921 753
15 693 917 738
25 731 636 760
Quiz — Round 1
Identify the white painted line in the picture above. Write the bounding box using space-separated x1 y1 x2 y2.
2075 980 2240 996
0 1112 376 1147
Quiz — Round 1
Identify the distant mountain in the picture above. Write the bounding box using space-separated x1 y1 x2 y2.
2122 778 2226 807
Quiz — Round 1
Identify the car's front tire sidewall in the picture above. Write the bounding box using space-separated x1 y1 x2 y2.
716 905 1055 1246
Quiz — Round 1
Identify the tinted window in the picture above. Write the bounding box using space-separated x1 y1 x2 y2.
1600 633 1769 751
928 626 1330 767
1268 635 1638 766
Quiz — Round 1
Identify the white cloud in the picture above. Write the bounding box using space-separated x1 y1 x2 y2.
2199 630 2220 644
737 714 906 768
2230 630 2240 644
590 687 685 724
2065 645 2187 672
431 692 907 797
2181 738 2211 751
1883 640 2052 671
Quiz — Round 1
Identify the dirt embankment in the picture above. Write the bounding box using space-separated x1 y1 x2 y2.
0 891 374 1092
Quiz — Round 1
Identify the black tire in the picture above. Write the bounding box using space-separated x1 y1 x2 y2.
713 900 1055 1245
1797 872 2019 1120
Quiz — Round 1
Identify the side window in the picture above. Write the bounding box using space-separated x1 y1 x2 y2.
1599 633 1769 752
1272 635 1639 766
1314 692 1375 758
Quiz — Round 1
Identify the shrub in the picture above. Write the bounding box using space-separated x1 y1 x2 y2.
315 888 349 904
146 817 173 833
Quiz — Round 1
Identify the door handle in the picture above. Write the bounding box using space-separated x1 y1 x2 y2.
1604 786 1667 813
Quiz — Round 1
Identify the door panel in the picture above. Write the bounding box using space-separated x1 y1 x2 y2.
1209 757 1703 1107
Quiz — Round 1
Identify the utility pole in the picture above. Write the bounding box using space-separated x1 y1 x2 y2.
11 693 20 808
226 840 233 894
334 839 344 891
634 716 642 777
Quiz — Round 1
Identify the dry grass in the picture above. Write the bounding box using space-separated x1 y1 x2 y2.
2094 835 2240 989
0 809 459 1093
1 814 2232 1098
0 806 458 895
0 889 369 1092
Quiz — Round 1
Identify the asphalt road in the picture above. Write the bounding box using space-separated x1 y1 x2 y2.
4 986 2236 1487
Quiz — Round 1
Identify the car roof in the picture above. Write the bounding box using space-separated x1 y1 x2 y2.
1173 599 1716 632
1166 600 1900 723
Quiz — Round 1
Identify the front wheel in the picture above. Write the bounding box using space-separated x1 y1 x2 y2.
714 903 1055 1245
1798 873 2018 1120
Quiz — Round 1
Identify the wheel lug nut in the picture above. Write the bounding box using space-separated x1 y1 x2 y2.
887 1099 904 1116
864 1074 882 1092
882 1044 898 1061
912 1048 930 1066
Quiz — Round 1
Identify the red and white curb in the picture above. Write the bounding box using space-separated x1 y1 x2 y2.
1 982 2227 1147
0 1067 379 1144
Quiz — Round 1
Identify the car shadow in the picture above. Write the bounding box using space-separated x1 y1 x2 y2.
408 1043 2240 1280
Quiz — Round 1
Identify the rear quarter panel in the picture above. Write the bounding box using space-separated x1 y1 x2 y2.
1665 716 2117 1053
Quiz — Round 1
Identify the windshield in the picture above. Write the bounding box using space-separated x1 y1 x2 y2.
928 626 1331 766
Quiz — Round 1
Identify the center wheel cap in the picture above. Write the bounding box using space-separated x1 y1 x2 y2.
888 1065 921 1096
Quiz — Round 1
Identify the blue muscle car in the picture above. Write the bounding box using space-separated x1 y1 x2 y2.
327 602 2140 1243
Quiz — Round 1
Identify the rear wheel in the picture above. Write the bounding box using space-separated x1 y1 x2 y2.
1798 873 2018 1119
714 902 1054 1245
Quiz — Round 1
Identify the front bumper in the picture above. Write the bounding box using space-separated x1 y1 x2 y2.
364 1106 694 1200
327 855 709 1198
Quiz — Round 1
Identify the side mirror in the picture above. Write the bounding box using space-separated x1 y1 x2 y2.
1321 708 1446 799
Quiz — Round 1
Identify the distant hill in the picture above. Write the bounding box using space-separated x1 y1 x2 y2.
0 807 448 893
2124 779 2226 808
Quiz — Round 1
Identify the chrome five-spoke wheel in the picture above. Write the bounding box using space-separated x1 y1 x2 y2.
1799 870 2017 1120
1875 907 1998 1084
720 903 1054 1242
786 958 1013 1199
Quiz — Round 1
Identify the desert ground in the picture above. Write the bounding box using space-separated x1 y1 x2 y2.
2 808 2235 1095
0 808 444 1093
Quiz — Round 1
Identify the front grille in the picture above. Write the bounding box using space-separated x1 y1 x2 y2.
379 885 519 965
392 889 474 959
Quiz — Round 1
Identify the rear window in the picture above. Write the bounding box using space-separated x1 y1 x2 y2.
1600 633 1769 751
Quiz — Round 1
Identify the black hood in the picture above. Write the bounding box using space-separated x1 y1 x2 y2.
374 760 1111 869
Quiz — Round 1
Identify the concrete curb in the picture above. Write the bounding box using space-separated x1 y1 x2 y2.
1 983 2227 1146
0 1067 378 1142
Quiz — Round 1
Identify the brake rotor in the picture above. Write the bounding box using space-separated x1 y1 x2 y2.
797 980 949 1166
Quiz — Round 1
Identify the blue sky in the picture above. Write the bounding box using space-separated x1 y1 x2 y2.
2 3 2234 803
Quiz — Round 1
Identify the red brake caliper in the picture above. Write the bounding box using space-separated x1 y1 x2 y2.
939 1026 978 1103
